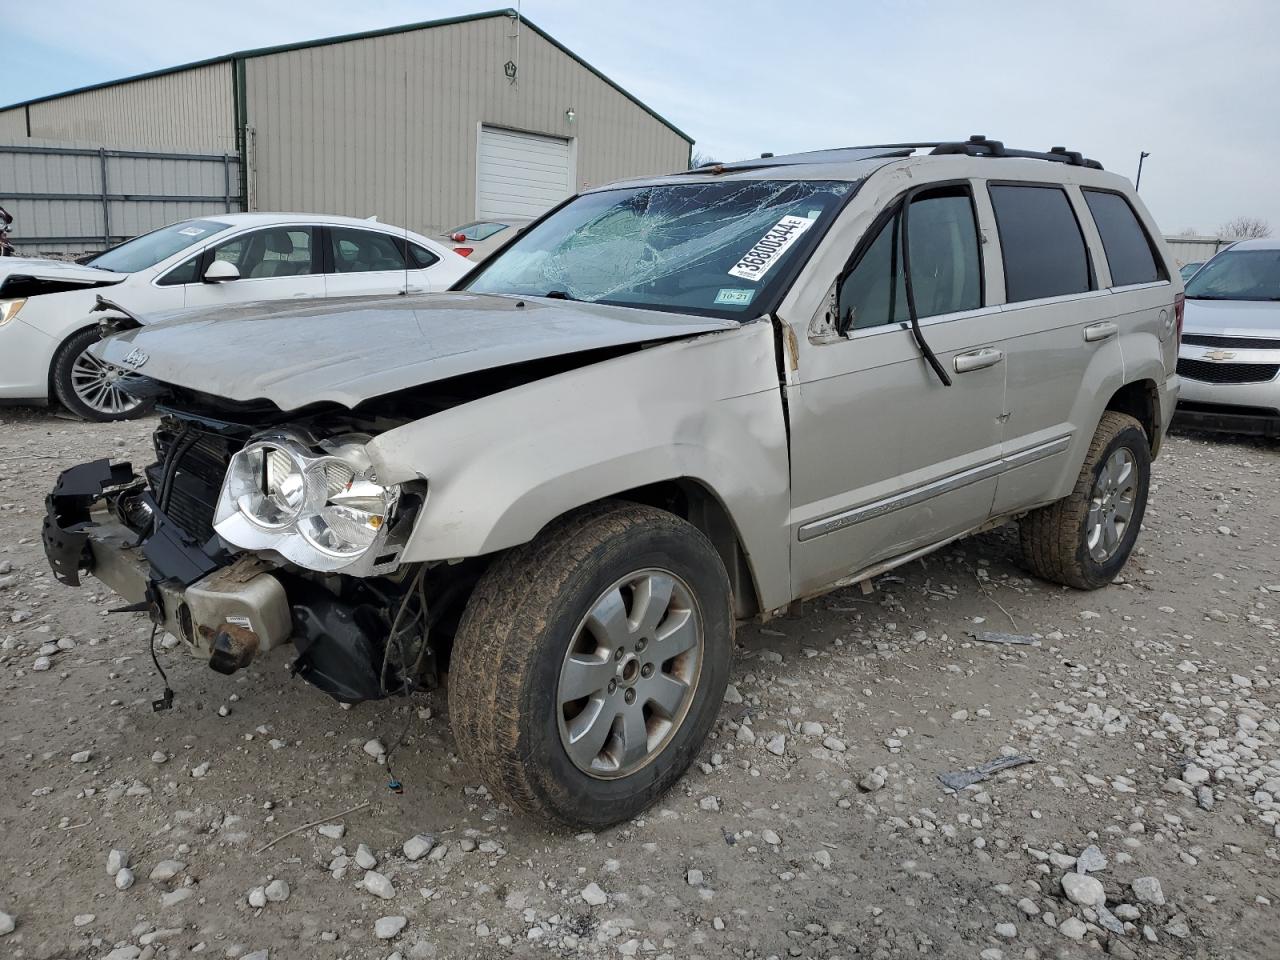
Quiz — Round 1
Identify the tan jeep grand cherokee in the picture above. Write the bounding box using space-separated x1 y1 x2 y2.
44 136 1181 827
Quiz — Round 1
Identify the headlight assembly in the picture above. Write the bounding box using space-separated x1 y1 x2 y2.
0 298 26 327
213 436 401 573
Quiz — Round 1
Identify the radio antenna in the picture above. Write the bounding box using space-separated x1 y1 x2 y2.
402 67 410 296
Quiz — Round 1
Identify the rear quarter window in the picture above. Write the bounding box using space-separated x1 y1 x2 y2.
989 184 1092 302
1082 189 1165 287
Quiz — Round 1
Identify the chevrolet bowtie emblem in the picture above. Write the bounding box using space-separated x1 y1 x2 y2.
1203 350 1236 361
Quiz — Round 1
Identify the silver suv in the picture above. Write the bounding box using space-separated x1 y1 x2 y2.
43 137 1181 827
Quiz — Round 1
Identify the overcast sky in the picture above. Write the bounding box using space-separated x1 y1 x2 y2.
7 0 1278 236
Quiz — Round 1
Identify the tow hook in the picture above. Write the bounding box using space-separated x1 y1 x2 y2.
208 623 261 675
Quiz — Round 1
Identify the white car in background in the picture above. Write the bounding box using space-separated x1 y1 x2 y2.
0 213 470 420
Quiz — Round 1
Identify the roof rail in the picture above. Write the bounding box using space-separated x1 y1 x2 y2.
929 135 1103 169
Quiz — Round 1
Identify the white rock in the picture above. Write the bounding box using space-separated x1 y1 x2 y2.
150 750 167 764
765 734 787 756
70 750 92 764
148 859 185 882
363 738 387 759
858 772 885 792
248 886 267 908
1061 872 1105 907
723 683 743 704
106 849 129 875
264 878 290 902
580 882 608 906
1182 765 1210 786
799 721 825 736
1058 917 1088 940
0 911 13 935
160 888 192 908
403 834 435 861
363 870 395 900
761 829 781 846
317 823 345 840
823 736 847 753
995 922 1017 939
355 844 377 870
735 724 755 745
1131 876 1165 905
73 913 95 927
191 762 210 778
31 656 51 671
114 868 135 890
686 868 704 886
375 915 407 939
1017 898 1040 917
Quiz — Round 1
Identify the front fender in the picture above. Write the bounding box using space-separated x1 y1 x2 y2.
365 320 794 611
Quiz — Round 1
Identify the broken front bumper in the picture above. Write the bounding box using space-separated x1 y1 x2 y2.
42 459 293 673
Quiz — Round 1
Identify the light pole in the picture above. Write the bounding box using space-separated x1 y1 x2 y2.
1135 151 1151 190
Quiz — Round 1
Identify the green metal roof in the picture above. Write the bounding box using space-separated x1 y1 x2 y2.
1 8 693 144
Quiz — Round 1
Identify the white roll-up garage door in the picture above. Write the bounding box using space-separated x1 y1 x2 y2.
476 125 573 221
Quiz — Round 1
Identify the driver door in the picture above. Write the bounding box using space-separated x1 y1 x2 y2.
188 226 325 307
787 182 1009 599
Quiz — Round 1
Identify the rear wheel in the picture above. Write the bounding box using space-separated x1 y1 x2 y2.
449 502 733 828
51 327 151 422
1019 411 1150 589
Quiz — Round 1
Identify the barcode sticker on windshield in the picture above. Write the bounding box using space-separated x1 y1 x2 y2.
178 226 207 236
728 215 815 282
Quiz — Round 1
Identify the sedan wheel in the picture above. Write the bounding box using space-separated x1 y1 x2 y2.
69 349 144 418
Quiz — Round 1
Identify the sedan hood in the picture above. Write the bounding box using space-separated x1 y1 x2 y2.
0 257 127 291
93 293 739 410
1183 297 1280 338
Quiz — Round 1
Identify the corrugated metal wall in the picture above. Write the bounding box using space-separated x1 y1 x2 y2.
245 15 690 234
0 138 242 257
0 107 27 140
1163 236 1234 268
16 63 236 153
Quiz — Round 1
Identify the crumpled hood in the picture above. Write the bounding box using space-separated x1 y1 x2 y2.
1183 297 1280 338
0 256 127 292
93 292 739 410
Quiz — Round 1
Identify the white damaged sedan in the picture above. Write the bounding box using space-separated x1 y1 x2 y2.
0 213 469 420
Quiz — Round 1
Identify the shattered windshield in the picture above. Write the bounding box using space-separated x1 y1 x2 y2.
466 180 854 317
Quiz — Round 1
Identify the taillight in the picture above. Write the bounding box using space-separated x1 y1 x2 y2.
454 246 474 258
451 232 467 243
1173 292 1185 342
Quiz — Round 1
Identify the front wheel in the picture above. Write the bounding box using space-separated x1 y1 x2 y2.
1019 411 1151 590
449 501 734 828
51 327 152 422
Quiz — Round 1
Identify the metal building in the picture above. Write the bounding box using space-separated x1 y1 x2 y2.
0 8 692 242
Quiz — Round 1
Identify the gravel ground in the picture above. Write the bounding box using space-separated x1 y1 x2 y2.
1 406 1278 960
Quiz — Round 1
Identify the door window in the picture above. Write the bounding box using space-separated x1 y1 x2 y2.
988 184 1091 302
329 228 408 273
210 227 318 279
1082 189 1164 287
157 252 203 286
838 185 981 330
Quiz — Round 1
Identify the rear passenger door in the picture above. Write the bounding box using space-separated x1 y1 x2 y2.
323 226 415 298
788 182 1009 599
986 182 1124 515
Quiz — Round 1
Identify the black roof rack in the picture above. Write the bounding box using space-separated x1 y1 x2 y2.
927 135 1103 169
685 136 1102 176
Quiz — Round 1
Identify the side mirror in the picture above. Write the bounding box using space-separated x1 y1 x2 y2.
204 260 240 283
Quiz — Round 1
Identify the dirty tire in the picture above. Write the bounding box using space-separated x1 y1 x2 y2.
449 501 734 828
1019 411 1151 590
51 327 151 422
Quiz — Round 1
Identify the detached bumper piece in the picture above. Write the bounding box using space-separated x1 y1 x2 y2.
42 459 293 676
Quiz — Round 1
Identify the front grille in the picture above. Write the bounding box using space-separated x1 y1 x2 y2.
1182 333 1280 350
150 427 237 544
1177 358 1280 385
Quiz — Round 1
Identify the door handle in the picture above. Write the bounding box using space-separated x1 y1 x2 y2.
953 347 1004 374
1084 321 1118 342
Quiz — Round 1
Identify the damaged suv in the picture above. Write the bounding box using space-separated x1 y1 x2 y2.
44 138 1180 827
